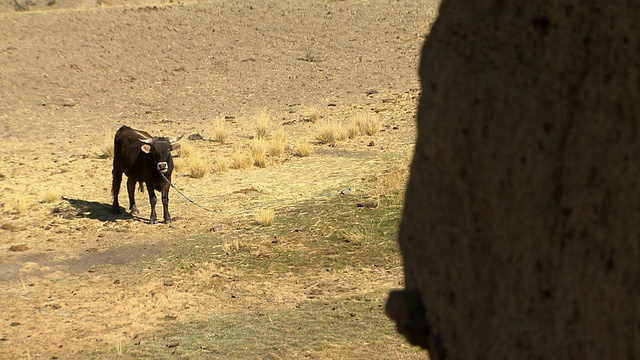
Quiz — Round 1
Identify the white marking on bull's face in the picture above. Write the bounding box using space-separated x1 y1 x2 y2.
157 161 169 173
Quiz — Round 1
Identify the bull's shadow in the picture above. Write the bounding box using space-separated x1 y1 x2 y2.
62 197 135 222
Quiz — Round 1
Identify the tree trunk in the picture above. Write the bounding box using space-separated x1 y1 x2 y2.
387 2 640 359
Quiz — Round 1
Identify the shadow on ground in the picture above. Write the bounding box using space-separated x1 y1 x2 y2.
63 241 166 273
62 197 131 222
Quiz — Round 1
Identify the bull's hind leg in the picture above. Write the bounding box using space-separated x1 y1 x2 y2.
126 178 140 216
112 168 123 214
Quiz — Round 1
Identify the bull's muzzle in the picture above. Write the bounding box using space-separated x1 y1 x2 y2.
157 162 169 173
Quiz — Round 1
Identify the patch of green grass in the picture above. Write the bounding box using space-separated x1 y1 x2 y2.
198 184 404 275
110 300 421 359
87 167 415 360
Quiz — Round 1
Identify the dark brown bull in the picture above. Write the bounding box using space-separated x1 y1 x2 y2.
111 125 182 224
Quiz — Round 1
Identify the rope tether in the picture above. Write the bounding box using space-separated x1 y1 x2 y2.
161 172 353 215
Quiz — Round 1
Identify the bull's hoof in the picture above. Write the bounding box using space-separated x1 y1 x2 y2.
164 219 172 224
131 210 140 216
150 219 158 225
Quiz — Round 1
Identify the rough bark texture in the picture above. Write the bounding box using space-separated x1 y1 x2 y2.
387 2 640 359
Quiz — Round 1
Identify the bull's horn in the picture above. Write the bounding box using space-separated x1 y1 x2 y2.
140 138 153 144
169 135 184 144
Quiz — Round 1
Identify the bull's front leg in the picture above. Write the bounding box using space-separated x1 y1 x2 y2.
126 178 139 215
161 185 172 224
146 183 158 224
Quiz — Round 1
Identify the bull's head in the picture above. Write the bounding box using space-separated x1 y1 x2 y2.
140 135 183 173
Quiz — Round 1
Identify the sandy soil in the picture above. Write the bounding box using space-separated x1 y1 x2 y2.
0 0 438 358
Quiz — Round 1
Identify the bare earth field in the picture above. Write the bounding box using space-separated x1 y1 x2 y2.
0 0 438 358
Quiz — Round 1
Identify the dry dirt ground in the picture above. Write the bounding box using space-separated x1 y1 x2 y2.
0 0 439 358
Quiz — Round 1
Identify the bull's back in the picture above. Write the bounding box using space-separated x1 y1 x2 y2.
113 126 153 175
114 126 152 146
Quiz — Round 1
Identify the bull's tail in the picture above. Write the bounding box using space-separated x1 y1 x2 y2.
138 181 145 193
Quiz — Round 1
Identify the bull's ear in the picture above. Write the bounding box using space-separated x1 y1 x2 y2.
141 144 152 153
171 144 181 152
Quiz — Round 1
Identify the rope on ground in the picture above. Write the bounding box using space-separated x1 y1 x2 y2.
161 172 355 215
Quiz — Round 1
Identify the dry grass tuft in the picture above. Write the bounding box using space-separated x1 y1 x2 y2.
315 122 346 144
341 227 366 244
253 153 267 168
176 141 196 159
230 149 253 170
173 157 185 172
268 129 288 157
222 238 242 254
254 113 272 140
212 119 227 143
186 155 209 179
378 165 410 196
41 188 61 203
301 107 321 123
95 131 114 158
9 197 28 214
211 154 229 173
250 140 268 168
175 141 206 177
347 121 362 139
292 141 312 157
254 208 275 226
353 113 381 136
